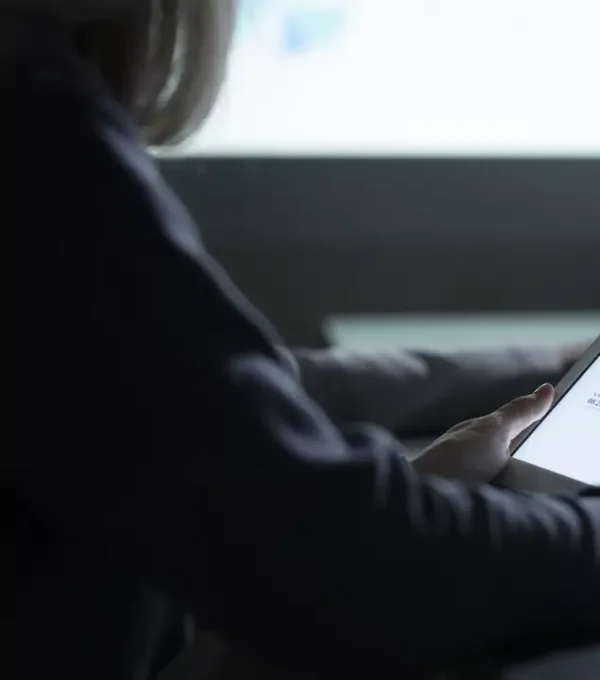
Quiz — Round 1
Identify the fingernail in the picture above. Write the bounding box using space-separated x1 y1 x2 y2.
534 383 551 395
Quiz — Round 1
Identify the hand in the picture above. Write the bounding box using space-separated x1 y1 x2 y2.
560 341 592 372
413 384 554 484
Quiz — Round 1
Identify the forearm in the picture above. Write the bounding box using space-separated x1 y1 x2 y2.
292 346 568 435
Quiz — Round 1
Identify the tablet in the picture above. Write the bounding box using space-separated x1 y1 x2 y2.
497 336 600 494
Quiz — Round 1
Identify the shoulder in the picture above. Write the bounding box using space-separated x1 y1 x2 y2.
4 7 148 199
9 12 207 288
9 20 150 234
2 13 125 126
0 9 75 64
0 2 147 25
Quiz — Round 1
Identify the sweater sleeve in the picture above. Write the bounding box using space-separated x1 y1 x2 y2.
293 345 569 435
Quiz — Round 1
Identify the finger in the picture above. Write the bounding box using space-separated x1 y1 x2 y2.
496 383 555 441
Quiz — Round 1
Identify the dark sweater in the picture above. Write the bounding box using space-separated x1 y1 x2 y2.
13 33 599 680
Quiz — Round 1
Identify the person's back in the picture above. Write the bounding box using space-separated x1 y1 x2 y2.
12 4 600 679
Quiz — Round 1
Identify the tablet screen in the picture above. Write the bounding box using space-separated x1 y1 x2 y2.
513 355 600 485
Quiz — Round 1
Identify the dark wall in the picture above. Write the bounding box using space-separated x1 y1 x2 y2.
161 158 600 346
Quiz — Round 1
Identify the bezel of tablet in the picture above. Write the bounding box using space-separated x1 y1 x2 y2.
496 335 600 493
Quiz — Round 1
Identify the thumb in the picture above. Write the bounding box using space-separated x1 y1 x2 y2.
496 383 555 442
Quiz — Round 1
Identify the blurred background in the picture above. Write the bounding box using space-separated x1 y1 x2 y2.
160 0 600 350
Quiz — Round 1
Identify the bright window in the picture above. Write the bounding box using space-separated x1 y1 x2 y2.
187 0 600 156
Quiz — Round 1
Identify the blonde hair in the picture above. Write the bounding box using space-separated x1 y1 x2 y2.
80 0 234 147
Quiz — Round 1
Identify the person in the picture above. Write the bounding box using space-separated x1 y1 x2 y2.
11 2 599 679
